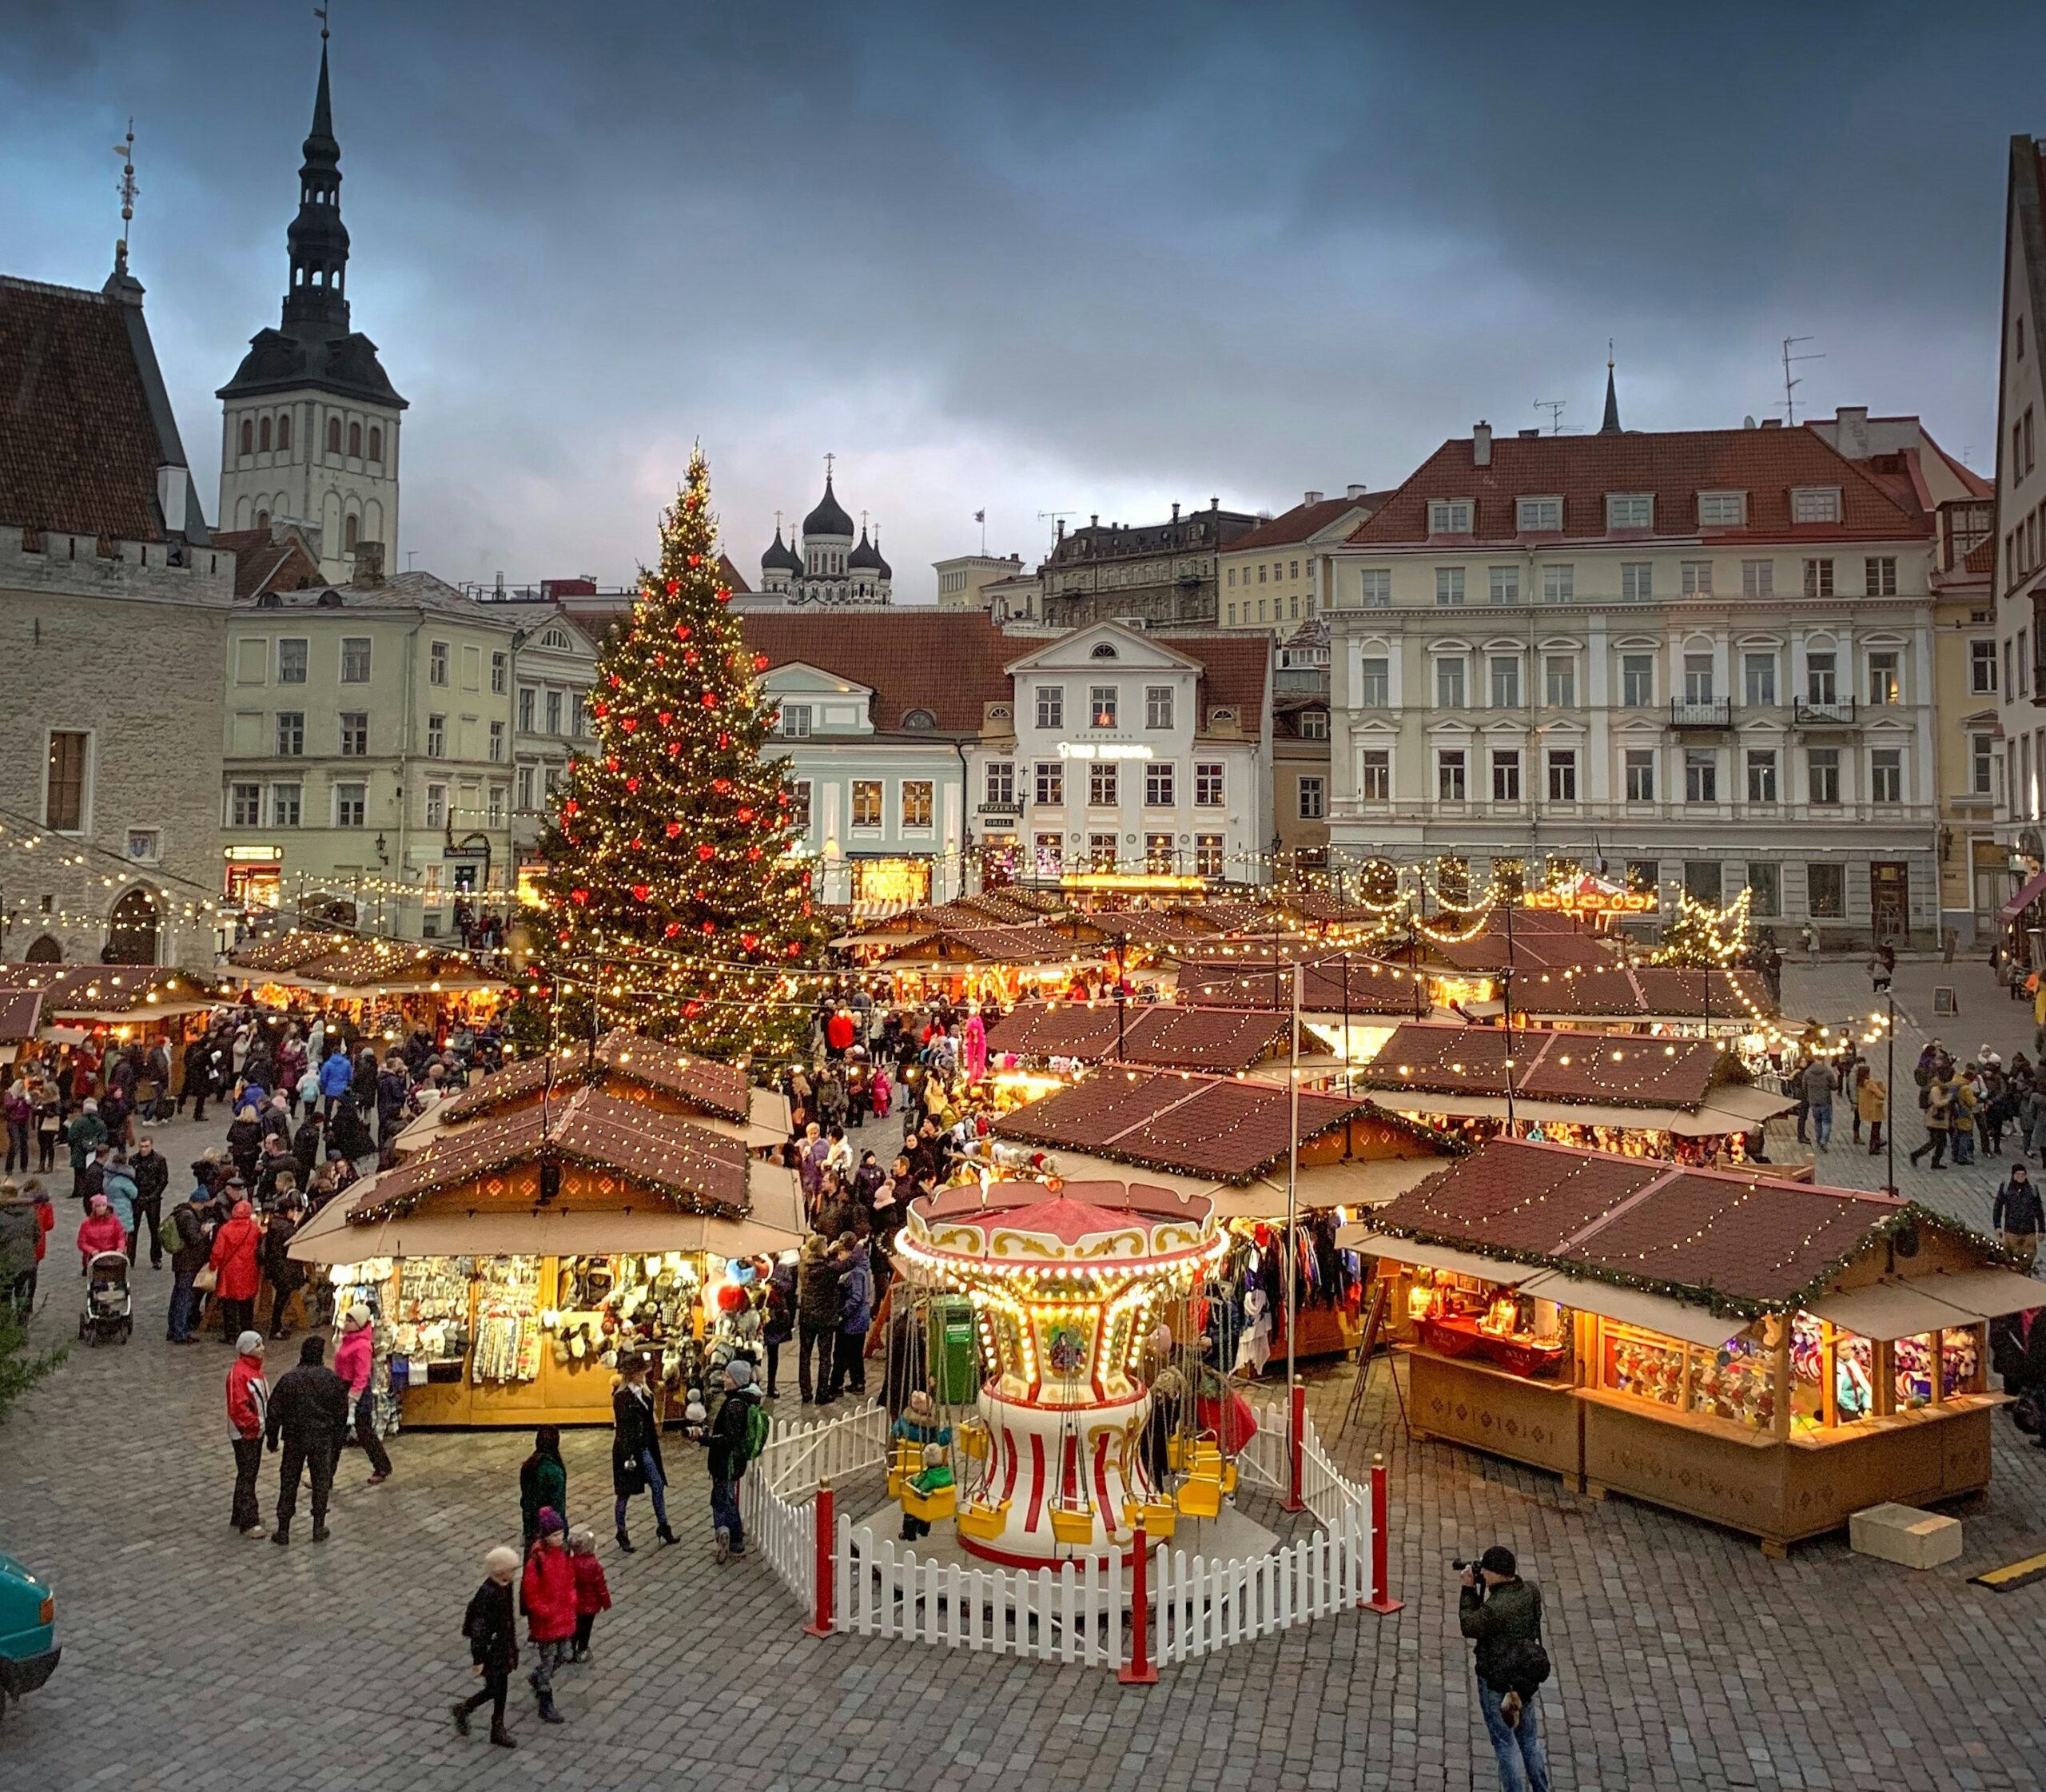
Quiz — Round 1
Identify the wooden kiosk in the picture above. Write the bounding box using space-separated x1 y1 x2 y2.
1343 1138 2042 1552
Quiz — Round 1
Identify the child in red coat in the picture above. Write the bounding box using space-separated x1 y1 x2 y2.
568 1527 611 1663
519 1509 576 1724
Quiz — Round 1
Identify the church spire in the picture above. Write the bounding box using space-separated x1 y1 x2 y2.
281 27 351 336
1599 344 1622 435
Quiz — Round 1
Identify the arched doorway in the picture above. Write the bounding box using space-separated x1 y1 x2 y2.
24 934 62 964
105 888 160 965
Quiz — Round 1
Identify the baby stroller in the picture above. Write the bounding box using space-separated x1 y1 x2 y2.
79 1251 133 1344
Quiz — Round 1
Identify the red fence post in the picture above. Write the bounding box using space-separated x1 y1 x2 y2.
804 1480 836 1637
1365 1452 1403 1615
1282 1382 1306 1513
1118 1526 1158 1684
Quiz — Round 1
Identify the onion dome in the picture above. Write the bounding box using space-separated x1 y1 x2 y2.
761 525 802 575
802 473 854 540
848 526 882 571
870 529 892 580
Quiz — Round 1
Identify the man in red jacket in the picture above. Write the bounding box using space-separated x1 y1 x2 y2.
519 1508 575 1725
225 1333 269 1537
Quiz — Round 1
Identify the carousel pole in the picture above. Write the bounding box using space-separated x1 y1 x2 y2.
1283 958 1304 1514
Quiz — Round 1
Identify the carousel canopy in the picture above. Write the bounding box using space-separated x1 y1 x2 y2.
985 1001 1308 1073
901 1176 1217 1280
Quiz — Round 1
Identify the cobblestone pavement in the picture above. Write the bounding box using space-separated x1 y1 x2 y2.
5 984 2046 1792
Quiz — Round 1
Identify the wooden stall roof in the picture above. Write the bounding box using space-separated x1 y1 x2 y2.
837 890 1069 944
348 1085 750 1222
1354 1021 1730 1110
1509 963 1777 1023
1175 955 1431 1017
1348 1137 2012 1316
437 1029 750 1125
874 923 1096 968
224 929 505 993
0 962 223 1038
991 1065 1369 1185
985 1001 1306 1073
1421 910 1620 975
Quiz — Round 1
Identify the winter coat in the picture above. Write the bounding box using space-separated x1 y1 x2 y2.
464 1577 519 1675
225 1352 269 1441
225 1115 265 1164
333 1326 375 1400
100 1168 139 1235
611 1383 664 1495
76 1211 126 1266
1857 1077 1886 1125
66 1111 106 1169
293 1118 325 1178
762 1262 796 1344
1800 1060 1835 1110
571 1553 611 1618
318 1051 355 1098
707 1385 761 1482
376 1068 409 1123
265 1360 351 1449
797 1234 842 1327
169 1199 214 1276
209 1205 264 1300
519 1452 567 1540
130 1149 169 1207
1459 1575 1546 1693
520 1541 579 1643
837 1249 874 1336
1996 1177 2046 1236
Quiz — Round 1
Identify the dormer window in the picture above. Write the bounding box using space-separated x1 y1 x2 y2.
1089 641 1119 658
539 628 569 649
779 703 812 739
1428 500 1474 535
1606 493 1654 530
1516 496 1562 532
1698 491 1746 527
1299 708 1329 740
902 708 936 730
1791 487 1842 524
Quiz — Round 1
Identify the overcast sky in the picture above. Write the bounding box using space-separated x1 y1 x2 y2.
5 1 2038 599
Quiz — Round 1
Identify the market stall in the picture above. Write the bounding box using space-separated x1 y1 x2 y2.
289 1082 804 1427
221 929 512 1037
983 999 1317 1077
1503 963 1777 1043
1169 951 1434 1072
1343 1137 2043 1552
0 962 228 1073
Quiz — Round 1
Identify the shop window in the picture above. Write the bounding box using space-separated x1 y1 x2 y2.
1748 861 1780 916
1624 859 1658 896
1195 834 1224 877
1088 762 1118 807
1808 862 1845 918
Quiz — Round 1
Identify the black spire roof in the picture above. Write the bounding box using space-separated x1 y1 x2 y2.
217 36 406 410
761 524 802 575
847 524 882 571
802 472 854 540
870 529 891 580
1599 360 1622 435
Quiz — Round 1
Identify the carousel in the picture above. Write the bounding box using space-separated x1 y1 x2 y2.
890 1176 1256 1567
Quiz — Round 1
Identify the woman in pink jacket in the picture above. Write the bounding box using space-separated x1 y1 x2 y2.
76 1193 126 1270
332 1307 393 1485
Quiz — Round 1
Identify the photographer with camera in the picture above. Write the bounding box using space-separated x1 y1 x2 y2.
1458 1545 1553 1792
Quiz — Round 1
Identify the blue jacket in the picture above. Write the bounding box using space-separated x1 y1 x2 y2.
838 1249 874 1335
318 1051 354 1098
101 1167 138 1233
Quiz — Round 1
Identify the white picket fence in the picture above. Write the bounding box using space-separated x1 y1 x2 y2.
1152 1503 1370 1663
743 1401 891 1614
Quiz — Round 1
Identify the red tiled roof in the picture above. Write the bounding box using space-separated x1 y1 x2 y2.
1356 1021 1726 1109
1423 911 1619 975
1175 957 1430 1017
212 528 323 601
986 1001 1300 1071
742 611 1013 734
1512 964 1774 1022
1226 493 1391 553
1349 425 1929 548
992 1067 1367 1183
439 1028 750 1125
1152 633 1272 735
1965 535 1997 576
877 923 1091 967
0 276 173 541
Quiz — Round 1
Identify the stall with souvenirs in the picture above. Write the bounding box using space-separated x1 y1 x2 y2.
289 1081 803 1427
1344 1137 2042 1552
221 930 513 1043
0 963 229 1080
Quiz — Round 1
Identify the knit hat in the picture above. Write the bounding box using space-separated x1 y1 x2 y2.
298 1336 325 1364
236 1330 265 1356
484 1545 519 1578
536 1506 566 1537
1478 1544 1518 1579
724 1359 754 1389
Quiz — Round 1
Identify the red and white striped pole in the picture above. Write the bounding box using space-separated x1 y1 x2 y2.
1365 1452 1403 1615
804 1480 836 1637
1118 1526 1158 1685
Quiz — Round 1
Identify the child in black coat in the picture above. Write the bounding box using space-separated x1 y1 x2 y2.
452 1545 520 1749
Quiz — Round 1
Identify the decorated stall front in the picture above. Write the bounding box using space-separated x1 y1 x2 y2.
1168 952 1434 1073
289 1083 804 1428
1504 963 1778 1044
222 929 512 1034
0 963 227 1071
1343 1137 2042 1552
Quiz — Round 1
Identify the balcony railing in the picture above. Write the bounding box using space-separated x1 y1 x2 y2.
1670 697 1732 727
1794 696 1857 724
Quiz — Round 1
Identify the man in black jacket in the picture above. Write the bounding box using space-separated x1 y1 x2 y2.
1994 1165 2044 1271
127 1136 170 1268
266 1334 350 1544
376 1057 409 1146
1459 1545 1553 1792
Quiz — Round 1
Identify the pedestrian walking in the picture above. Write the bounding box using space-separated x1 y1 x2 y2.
829 1232 873 1400
265 1334 349 1545
165 1181 216 1343
128 1136 168 1268
706 1359 762 1561
225 1332 269 1538
65 1099 106 1200
567 1529 610 1662
1859 1071 1886 1157
519 1511 575 1725
209 1196 264 1340
261 1197 306 1338
2 1081 30 1174
333 1306 394 1485
1459 1545 1554 1792
75 1193 125 1270
519 1424 567 1546
611 1353 675 1551
452 1545 520 1749
761 1255 794 1399
1909 1080 1952 1171
1995 1165 2044 1272
1801 1057 1836 1153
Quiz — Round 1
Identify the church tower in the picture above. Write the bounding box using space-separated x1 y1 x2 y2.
217 30 406 583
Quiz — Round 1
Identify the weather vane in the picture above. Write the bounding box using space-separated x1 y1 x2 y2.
314 3 329 40
111 120 137 276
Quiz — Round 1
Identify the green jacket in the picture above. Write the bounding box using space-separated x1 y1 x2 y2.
519 1453 567 1540
1459 1576 1542 1688
66 1112 106 1167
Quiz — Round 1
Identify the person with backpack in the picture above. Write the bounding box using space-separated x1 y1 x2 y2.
706 1358 765 1561
1459 1545 1553 1792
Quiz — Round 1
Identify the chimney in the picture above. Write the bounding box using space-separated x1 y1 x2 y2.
1346 484 1367 500
1834 404 1871 460
1518 428 1539 439
1171 502 1181 521
1304 490 1323 506
1472 421 1492 467
1090 514 1099 528
1759 418 1782 430
155 465 187 536
354 540 386 587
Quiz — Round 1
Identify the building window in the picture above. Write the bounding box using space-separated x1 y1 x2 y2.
1606 493 1654 529
334 782 367 828
265 781 301 828
1684 861 1723 906
1869 748 1903 803
340 636 371 682
1195 834 1224 878
1808 748 1841 805
1867 651 1900 705
343 515 360 553
276 711 305 756
1972 731 1996 796
1090 686 1118 728
1546 749 1578 802
1680 652 1714 704
1518 496 1562 531
985 761 1014 807
1436 749 1467 802
488 785 506 826
1746 748 1778 803
516 766 535 811
1034 762 1063 806
491 651 508 694
1741 560 1775 599
852 781 882 827
1036 684 1065 729
1621 562 1654 602
428 641 449 685
1298 708 1328 740
229 782 261 827
1624 858 1658 896
43 729 90 832
1680 560 1714 595
1742 652 1777 707
1428 500 1473 535
1226 602 1236 624
424 783 445 828
1144 761 1175 807
277 638 308 683
1435 567 1466 607
1808 862 1845 918
1624 750 1655 802
326 416 341 454
1033 833 1063 874
1698 492 1745 527
1865 556 1898 597
902 780 933 828
368 425 383 463
1358 657 1391 707
1791 488 1842 524
1621 654 1654 707
544 689 563 735
1195 763 1224 806
1298 775 1325 820
1435 657 1467 707
1542 655 1576 707
1748 861 1780 916
339 711 368 755
1359 750 1390 802
1684 750 1718 804
1803 558 1835 598
790 780 811 831
240 419 253 457
1144 686 1173 729
1491 750 1521 802
1805 651 1837 703
488 720 506 763
1360 569 1391 608
1086 762 1116 807
518 686 536 731
1488 565 1519 604
1972 639 1998 694
426 715 446 758
1258 599 1268 623
1489 655 1520 707
1089 832 1118 871
779 703 811 739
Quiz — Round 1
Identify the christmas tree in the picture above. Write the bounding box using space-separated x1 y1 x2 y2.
539 449 818 1056
1654 888 1750 967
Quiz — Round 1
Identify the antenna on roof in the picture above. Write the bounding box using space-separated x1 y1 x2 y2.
1534 400 1566 436
110 120 137 276
1780 335 1823 424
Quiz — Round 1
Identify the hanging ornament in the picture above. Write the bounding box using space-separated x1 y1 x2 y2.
664 822 682 838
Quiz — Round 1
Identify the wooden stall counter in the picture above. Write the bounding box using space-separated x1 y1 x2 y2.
1405 1343 1581 1478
